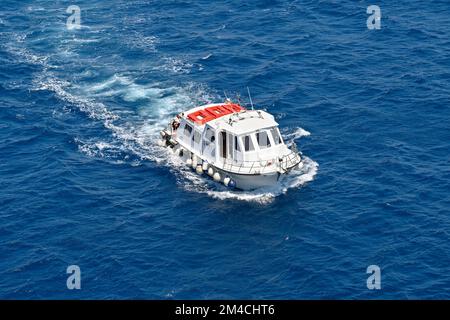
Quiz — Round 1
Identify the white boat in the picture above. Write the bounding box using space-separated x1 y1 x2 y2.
159 100 303 190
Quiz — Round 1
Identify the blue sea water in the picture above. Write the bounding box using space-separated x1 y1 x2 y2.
1 0 450 299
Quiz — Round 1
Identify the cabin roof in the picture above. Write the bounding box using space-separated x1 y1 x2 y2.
210 110 278 135
185 102 245 125
183 103 278 135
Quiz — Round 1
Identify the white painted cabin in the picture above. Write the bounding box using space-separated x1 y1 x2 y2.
161 101 302 190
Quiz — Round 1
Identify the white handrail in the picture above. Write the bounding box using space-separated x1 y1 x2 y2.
217 150 300 174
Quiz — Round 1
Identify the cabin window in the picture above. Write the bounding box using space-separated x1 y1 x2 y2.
202 127 216 158
204 127 215 145
209 135 216 158
192 130 201 144
256 131 271 149
234 136 240 152
270 128 282 145
184 124 193 137
228 133 233 158
243 135 254 152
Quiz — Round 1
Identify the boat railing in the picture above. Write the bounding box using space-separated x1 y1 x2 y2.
218 150 300 174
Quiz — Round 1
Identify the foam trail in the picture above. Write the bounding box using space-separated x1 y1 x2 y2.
73 74 216 163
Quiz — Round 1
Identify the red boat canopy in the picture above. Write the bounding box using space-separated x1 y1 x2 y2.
187 103 245 125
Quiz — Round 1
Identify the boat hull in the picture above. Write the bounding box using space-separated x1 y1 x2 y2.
214 167 281 190
171 144 289 190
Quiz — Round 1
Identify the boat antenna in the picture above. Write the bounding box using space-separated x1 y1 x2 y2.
223 90 230 101
247 86 254 110
236 93 242 105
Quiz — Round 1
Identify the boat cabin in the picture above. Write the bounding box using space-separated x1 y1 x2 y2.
174 103 285 168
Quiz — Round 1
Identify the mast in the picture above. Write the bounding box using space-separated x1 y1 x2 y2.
247 87 254 110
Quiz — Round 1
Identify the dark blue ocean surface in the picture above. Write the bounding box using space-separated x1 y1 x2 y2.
1 0 450 299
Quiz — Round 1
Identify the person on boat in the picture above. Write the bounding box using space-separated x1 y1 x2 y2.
171 113 182 133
